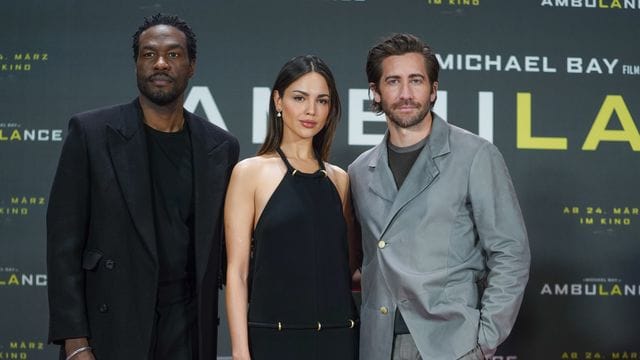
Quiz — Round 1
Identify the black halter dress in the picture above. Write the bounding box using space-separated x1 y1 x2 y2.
247 149 357 359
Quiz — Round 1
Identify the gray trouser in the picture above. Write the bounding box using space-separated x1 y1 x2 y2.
392 334 485 360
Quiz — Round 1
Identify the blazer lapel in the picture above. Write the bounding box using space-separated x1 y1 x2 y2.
368 135 398 203
189 115 227 286
380 115 451 237
106 99 157 262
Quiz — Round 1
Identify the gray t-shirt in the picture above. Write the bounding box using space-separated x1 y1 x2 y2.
387 135 428 334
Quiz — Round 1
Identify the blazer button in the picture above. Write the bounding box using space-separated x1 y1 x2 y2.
104 259 115 270
379 306 388 315
377 240 386 249
99 304 109 313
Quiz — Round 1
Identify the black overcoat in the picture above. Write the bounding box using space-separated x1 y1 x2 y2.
46 99 239 359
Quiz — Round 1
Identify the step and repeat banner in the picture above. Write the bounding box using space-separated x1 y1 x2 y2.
1 0 639 358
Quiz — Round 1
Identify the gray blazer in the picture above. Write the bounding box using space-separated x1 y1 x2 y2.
348 115 530 360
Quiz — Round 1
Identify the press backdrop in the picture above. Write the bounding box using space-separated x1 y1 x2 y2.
1 1 639 359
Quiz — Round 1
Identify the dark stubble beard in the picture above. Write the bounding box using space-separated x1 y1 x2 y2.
382 100 432 129
136 73 187 106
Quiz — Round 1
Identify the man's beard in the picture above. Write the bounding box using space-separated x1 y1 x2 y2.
137 73 186 106
382 99 431 129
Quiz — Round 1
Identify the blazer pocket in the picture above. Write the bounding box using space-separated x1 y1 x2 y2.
82 249 104 271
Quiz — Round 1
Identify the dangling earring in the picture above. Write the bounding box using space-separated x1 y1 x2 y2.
277 111 282 118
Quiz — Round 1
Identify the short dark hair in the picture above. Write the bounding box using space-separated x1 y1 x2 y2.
366 33 439 113
132 13 197 62
258 55 341 162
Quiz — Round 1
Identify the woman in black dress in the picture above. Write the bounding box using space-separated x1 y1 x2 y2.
225 55 357 360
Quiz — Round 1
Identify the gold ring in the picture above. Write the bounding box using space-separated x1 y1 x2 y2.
317 322 322 331
292 169 298 176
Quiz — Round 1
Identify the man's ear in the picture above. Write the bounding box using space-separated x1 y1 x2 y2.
188 60 196 78
430 81 438 103
369 82 381 103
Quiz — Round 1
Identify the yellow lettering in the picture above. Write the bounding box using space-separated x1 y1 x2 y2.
0 130 8 141
610 284 622 295
10 129 22 141
517 93 568 150
611 0 622 7
583 95 640 151
8 274 19 285
598 284 609 295
599 0 609 7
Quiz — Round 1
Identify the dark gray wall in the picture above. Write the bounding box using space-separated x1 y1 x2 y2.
1 1 639 358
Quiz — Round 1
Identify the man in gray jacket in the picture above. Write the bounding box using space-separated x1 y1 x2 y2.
348 33 530 360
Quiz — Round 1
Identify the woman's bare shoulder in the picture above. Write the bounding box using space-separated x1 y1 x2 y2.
324 162 349 193
233 154 282 176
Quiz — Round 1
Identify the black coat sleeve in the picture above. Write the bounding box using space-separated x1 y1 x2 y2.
47 116 91 344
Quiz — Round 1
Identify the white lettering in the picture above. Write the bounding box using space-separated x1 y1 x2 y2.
37 129 49 141
465 54 482 71
348 89 386 145
484 55 501 71
36 274 47 286
585 58 603 74
436 54 455 70
184 86 228 130
478 91 494 142
252 87 271 144
51 129 63 141
504 56 522 72
524 56 540 72
602 58 619 74
567 57 582 73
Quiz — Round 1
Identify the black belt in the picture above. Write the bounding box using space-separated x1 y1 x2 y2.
248 319 358 331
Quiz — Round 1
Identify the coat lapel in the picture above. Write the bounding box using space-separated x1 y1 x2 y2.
379 115 451 237
106 99 157 262
188 114 227 286
368 137 398 203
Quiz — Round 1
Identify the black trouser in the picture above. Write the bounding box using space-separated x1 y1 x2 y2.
149 279 198 360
